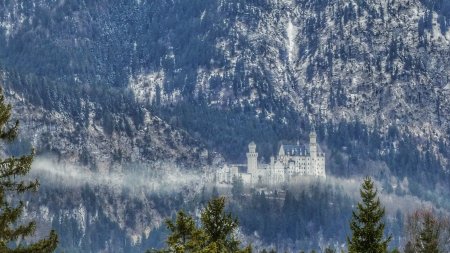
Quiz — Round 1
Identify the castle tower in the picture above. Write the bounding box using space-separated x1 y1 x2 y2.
309 128 318 175
309 128 317 158
247 141 258 174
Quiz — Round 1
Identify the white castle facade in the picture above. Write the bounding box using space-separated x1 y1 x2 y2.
216 130 326 186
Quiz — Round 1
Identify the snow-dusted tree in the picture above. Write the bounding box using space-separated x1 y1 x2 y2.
0 88 58 252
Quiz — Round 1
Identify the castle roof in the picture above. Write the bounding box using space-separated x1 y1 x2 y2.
280 143 324 156
282 144 309 156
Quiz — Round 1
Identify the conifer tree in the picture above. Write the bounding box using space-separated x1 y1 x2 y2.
0 89 58 252
200 197 250 252
149 197 251 253
164 210 205 253
347 177 391 253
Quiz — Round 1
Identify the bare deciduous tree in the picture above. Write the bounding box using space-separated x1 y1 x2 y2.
405 209 450 253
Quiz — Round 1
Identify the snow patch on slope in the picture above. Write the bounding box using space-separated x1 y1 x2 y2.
129 70 183 105
0 1 30 38
128 70 165 104
287 19 297 64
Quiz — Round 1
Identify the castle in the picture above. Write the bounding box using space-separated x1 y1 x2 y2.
216 130 326 186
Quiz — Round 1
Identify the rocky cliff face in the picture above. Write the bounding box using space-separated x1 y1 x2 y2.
2 0 449 145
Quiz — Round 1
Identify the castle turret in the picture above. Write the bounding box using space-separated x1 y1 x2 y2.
247 141 258 174
309 129 317 158
278 145 285 157
308 127 319 176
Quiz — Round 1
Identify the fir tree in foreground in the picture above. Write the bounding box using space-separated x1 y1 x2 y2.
0 88 58 252
347 177 391 253
148 197 251 253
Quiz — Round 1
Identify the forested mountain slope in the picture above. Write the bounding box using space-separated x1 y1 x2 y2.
1 0 450 163
1 0 450 251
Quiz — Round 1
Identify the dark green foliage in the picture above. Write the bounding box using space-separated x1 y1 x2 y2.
201 198 247 252
0 88 58 252
164 210 202 252
347 177 391 253
151 197 251 253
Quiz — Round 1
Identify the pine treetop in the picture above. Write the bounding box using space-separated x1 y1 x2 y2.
348 177 391 253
